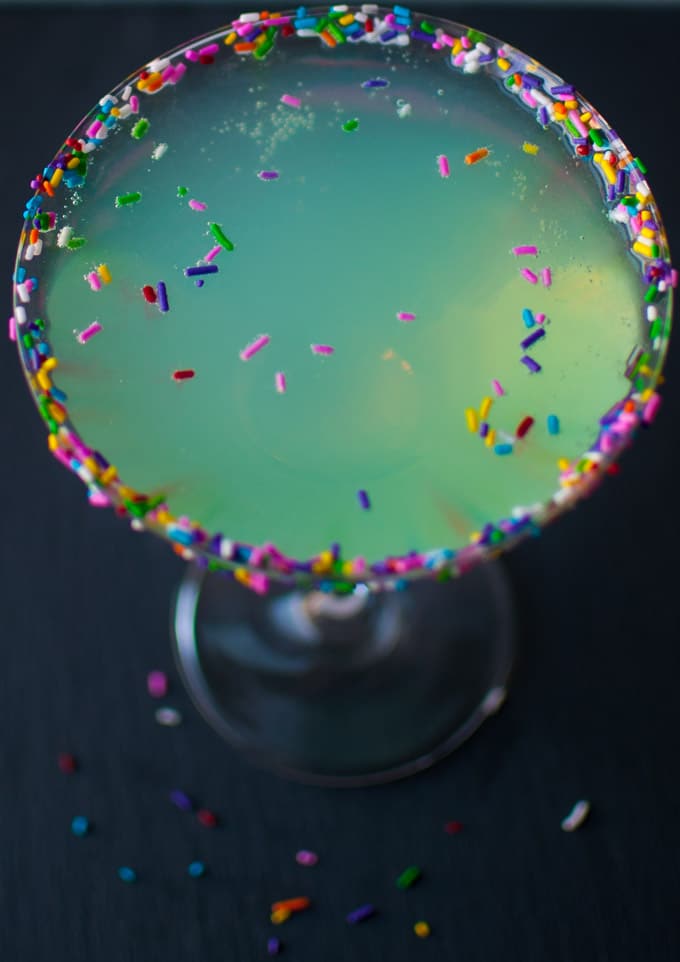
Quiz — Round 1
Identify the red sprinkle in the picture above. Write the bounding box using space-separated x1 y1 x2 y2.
172 369 195 381
281 23 295 36
197 808 219 829
606 463 620 476
58 753 78 774
199 54 215 65
142 284 157 303
444 820 463 834
516 416 535 439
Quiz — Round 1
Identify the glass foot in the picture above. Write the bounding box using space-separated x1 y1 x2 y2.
171 562 515 786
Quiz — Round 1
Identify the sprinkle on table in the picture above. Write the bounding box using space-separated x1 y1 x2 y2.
146 670 168 698
196 808 219 828
464 147 489 165
76 322 102 344
522 308 535 328
188 199 208 211
396 866 422 889
117 866 137 884
184 264 218 277
520 328 545 350
342 118 359 132
267 937 282 956
357 489 371 510
396 311 416 322
131 118 150 140
295 850 319 867
522 141 540 155
494 443 513 456
414 921 431 939
157 281 169 312
170 789 193 812
188 860 206 878
71 815 90 838
240 334 270 361
465 408 479 433
258 170 280 181
561 799 591 832
520 267 538 284
58 752 78 774
362 77 390 88
142 284 157 304
280 93 301 108
271 897 311 914
172 369 195 381
310 343 334 355
209 222 235 251
547 414 560 435
346 904 376 925
542 266 552 287
521 355 542 373
151 143 168 161
437 154 450 178
512 245 539 256
155 706 182 726
275 371 287 394
516 415 535 439
491 379 505 397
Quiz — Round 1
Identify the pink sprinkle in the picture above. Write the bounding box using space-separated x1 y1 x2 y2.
310 344 335 356
281 93 301 108
535 313 546 324
86 271 102 291
437 154 450 179
643 393 662 424
512 245 538 256
275 371 287 394
199 43 219 56
263 16 292 25
521 268 538 284
240 334 271 361
453 51 465 68
129 94 140 114
491 379 505 397
542 267 552 287
173 63 187 83
249 573 269 595
8 316 16 341
88 489 111 507
161 64 177 84
204 246 222 263
396 311 416 322
295 850 319 867
185 49 200 62
188 199 208 211
147 670 168 699
86 120 102 138
671 269 678 288
77 322 102 344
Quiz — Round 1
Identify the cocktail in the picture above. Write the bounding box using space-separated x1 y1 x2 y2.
11 5 672 785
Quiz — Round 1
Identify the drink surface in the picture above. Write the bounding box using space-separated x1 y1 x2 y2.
16 11 667 577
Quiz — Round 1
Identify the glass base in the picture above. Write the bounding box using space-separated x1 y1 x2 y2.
171 562 515 786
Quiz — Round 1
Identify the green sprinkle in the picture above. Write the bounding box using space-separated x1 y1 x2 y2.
22 333 33 349
177 185 188 197
564 117 579 139
314 16 329 32
621 195 638 207
396 866 422 889
644 284 658 304
634 157 647 174
209 222 235 251
419 20 435 34
115 191 142 208
342 118 359 133
505 76 516 88
253 38 275 60
466 28 485 44
67 236 86 250
649 318 662 340
131 118 150 140
327 21 345 43
588 128 606 147
489 529 504 544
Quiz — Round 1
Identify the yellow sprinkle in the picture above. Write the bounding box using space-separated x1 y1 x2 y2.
338 12 354 24
633 241 652 257
224 30 237 44
312 550 333 574
485 428 496 448
37 369 52 392
155 509 171 524
557 458 571 472
270 908 291 925
67 157 81 170
465 408 479 433
497 56 511 71
599 159 617 184
641 210 652 222
564 98 578 109
638 364 653 377
522 141 539 155
42 356 59 372
479 396 493 420
110 107 120 117
470 531 481 544
100 465 118 485
641 227 657 239
579 111 592 123
47 402 66 424
254 32 268 47
50 168 63 188
83 457 100 475
234 568 251 587
635 191 649 204
452 38 462 54
414 921 431 939
97 263 112 284
640 387 654 402
118 485 135 500
47 434 59 452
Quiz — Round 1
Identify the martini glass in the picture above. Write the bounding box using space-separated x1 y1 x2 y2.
11 5 672 785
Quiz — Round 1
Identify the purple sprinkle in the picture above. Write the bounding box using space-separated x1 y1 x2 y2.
195 279 205 287
520 328 546 350
361 78 390 88
607 184 616 202
380 29 399 42
357 489 371 510
522 74 542 89
615 169 627 193
550 83 575 96
479 422 489 438
157 281 169 313
169 789 193 812
267 937 281 956
410 29 435 43
538 106 549 126
184 265 219 277
521 355 542 373
346 904 376 925
257 170 280 181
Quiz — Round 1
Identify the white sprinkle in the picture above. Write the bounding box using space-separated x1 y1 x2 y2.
57 226 73 248
152 142 168 161
396 102 412 118
14 306 27 326
155 706 183 727
561 800 591 832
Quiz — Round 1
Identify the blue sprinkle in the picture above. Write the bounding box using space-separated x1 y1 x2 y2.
118 866 137 884
51 387 68 403
71 816 90 837
494 443 514 456
188 861 206 878
522 308 535 329
361 78 390 89
170 789 194 812
393 4 411 15
547 414 560 435
357 489 371 510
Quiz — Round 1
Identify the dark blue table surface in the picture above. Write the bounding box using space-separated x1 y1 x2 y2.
1 5 679 961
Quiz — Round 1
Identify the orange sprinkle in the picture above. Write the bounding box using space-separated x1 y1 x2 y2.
29 228 39 245
271 897 311 913
42 180 55 197
234 41 256 52
320 29 337 46
464 147 489 166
